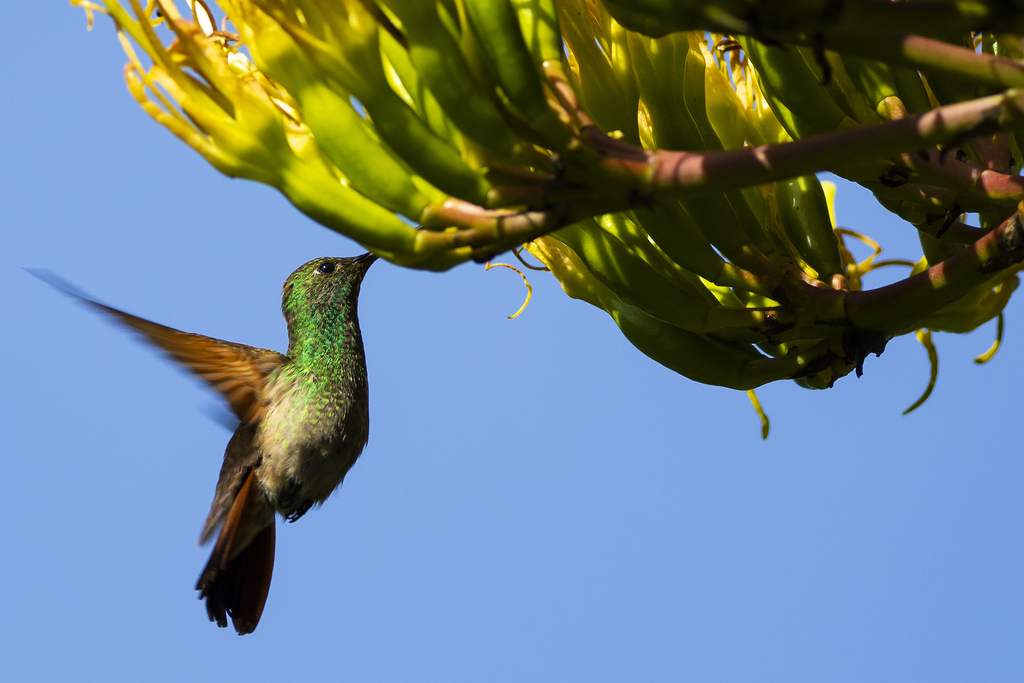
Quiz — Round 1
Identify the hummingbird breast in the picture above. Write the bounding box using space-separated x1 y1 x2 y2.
254 364 369 519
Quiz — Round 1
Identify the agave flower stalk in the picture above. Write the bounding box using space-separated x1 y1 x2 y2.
79 0 1024 404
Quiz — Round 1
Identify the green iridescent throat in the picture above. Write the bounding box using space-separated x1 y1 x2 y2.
283 275 363 377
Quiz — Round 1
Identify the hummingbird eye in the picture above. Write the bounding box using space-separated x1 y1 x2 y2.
316 262 337 275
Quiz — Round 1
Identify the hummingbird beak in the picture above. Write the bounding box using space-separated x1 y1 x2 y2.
353 252 379 267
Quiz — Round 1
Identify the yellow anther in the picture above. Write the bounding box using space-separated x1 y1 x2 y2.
189 0 216 36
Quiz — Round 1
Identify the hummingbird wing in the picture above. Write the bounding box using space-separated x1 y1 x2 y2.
33 270 286 425
87 304 287 426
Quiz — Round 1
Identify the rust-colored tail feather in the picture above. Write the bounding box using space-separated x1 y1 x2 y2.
196 469 275 635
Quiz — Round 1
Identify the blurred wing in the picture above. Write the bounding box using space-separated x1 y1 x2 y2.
97 305 287 425
34 270 286 425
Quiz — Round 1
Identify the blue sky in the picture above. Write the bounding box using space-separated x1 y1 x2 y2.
3 5 1022 681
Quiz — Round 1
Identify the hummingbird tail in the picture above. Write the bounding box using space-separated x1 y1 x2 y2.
196 469 276 635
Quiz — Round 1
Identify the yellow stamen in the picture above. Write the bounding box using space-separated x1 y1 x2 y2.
747 389 770 440
903 329 938 415
835 228 916 291
484 262 533 319
70 0 108 30
189 0 216 36
973 313 1004 364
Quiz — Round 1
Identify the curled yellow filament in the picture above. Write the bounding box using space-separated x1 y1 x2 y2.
974 313 1004 364
904 329 938 415
836 228 917 291
485 262 533 319
71 0 108 30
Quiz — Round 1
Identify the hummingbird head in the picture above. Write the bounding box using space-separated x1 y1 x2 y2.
281 254 377 330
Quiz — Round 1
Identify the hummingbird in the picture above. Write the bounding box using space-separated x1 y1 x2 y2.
35 254 377 634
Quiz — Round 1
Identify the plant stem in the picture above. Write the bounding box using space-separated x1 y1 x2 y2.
846 203 1024 334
